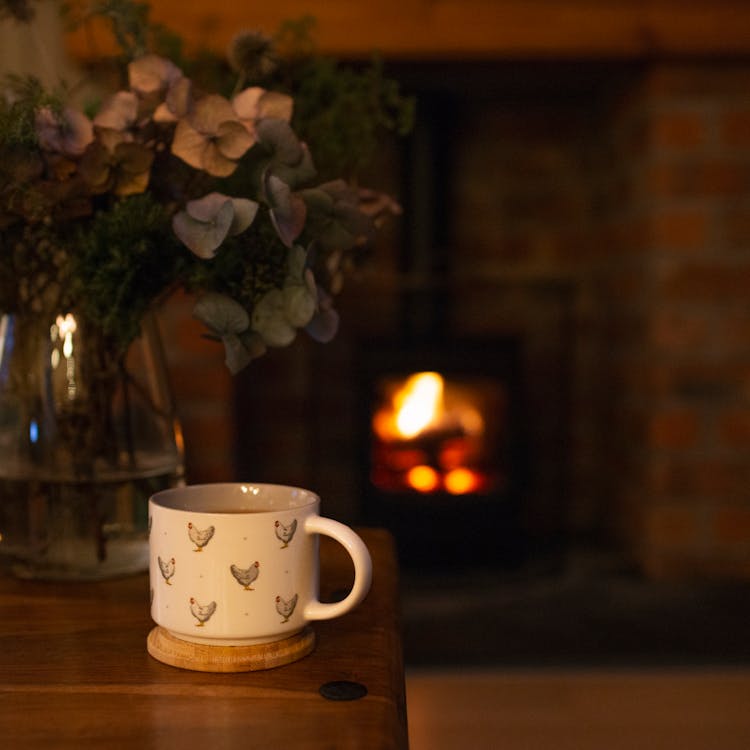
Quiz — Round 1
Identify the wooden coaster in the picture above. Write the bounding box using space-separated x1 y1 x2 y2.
147 626 316 672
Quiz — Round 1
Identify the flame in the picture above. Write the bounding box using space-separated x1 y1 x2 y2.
374 371 444 440
371 370 490 495
394 371 443 437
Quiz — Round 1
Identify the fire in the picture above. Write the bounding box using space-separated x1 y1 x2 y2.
444 467 480 494
396 371 443 437
406 465 440 493
373 371 444 440
372 370 489 495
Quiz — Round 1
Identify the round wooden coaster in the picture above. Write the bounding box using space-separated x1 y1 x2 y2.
147 626 316 672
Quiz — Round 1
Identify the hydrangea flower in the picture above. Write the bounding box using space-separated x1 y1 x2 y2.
171 95 254 177
306 288 339 343
282 244 318 327
35 106 93 158
128 54 183 96
265 173 306 247
254 118 315 187
300 179 374 252
250 288 297 348
172 192 259 258
192 293 266 373
78 132 154 196
153 77 193 123
252 246 315 347
232 87 293 140
93 91 140 133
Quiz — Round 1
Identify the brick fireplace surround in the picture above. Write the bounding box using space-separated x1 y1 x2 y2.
153 57 750 582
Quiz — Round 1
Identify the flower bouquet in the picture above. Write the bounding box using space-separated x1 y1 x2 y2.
0 0 412 578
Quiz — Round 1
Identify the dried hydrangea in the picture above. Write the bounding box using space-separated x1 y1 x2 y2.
0 0 412 370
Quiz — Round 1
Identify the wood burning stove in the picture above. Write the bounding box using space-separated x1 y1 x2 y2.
357 337 528 568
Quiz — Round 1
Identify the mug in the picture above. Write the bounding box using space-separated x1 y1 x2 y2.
148 483 372 646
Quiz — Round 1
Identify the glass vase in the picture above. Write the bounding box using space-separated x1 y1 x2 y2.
0 309 184 580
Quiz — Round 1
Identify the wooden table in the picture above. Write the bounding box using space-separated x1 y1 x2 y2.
0 528 408 749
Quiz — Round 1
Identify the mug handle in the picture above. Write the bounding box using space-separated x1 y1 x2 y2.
302 515 373 621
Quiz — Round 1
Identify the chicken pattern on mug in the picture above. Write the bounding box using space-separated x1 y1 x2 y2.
158 556 176 585
190 597 217 626
275 594 298 623
153 518 306 628
275 519 297 548
188 522 215 551
230 561 260 590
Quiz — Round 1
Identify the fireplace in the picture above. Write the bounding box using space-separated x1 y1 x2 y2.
226 57 750 582
358 337 526 567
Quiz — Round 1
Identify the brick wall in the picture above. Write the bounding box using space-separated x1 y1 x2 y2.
610 64 750 578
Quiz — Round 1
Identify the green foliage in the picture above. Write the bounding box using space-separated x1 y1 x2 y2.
273 16 318 63
62 0 149 57
267 19 414 179
69 193 183 348
290 55 414 179
182 212 288 308
0 75 63 146
62 0 183 69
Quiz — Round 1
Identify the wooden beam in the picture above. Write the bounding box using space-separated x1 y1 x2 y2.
65 0 750 62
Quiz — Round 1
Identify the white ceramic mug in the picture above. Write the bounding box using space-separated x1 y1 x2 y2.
148 483 372 646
